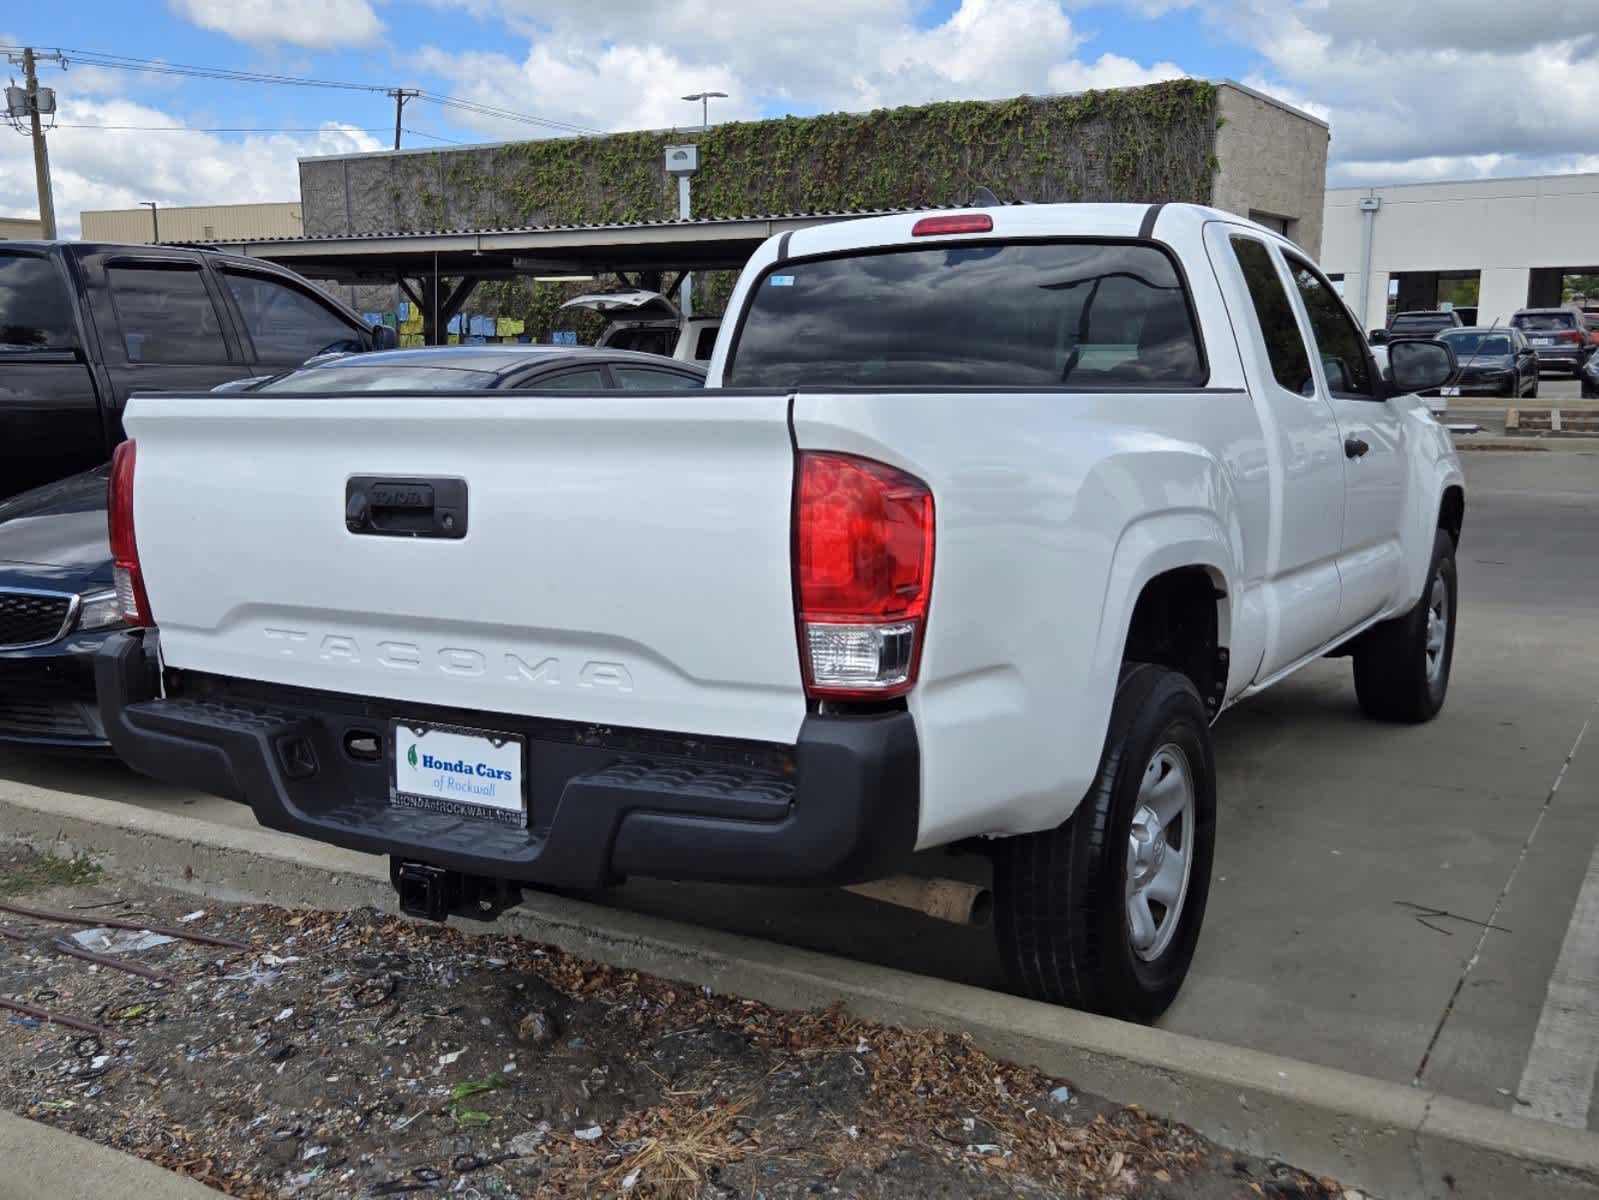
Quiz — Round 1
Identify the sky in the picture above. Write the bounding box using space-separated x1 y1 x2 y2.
4 1 1599 236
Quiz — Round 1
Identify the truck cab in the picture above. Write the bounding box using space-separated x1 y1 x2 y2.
0 242 390 501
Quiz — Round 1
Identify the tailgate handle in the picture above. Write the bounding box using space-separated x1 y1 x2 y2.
345 476 468 539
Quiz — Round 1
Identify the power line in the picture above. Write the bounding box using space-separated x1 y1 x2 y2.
0 44 607 137
403 127 461 145
53 123 392 133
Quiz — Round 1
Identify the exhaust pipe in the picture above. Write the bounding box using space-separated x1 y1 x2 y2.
843 876 993 927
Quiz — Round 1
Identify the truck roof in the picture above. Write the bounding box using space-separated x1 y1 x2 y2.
772 202 1281 263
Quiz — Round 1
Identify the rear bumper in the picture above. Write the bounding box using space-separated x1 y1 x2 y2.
0 631 114 751
96 632 919 889
1530 346 1588 368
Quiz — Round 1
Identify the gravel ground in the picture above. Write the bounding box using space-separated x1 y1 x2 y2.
0 848 1353 1199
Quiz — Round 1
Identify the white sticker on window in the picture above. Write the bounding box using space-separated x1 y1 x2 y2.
769 275 795 287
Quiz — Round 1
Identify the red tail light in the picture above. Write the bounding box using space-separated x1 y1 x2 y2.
911 213 992 237
108 440 154 628
1562 331 1583 343
795 452 934 699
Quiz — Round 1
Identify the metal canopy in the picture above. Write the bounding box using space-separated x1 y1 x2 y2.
189 208 923 283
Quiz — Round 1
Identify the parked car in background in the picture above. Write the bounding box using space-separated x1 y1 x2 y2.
1579 305 1599 347
97 203 1464 1023
0 468 122 750
0 346 702 755
0 242 394 502
1388 310 1463 338
1435 327 1539 398
237 344 707 394
1582 351 1599 398
1511 308 1593 376
559 288 720 364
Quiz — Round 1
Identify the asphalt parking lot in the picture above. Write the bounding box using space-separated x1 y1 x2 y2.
2 443 1596 1132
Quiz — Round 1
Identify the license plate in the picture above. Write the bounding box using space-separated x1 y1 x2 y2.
1440 386 1461 397
391 721 526 826
1533 337 1553 346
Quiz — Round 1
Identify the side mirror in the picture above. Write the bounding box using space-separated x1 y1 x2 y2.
1387 337 1457 395
1368 329 1390 345
371 323 400 351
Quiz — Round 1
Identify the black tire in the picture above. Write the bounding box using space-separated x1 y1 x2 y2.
1353 529 1457 723
993 664 1216 1023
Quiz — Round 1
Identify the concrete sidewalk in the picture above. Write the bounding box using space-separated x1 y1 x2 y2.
1 779 1596 1200
0 1111 220 1199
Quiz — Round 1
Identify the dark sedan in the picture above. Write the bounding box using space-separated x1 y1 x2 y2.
0 347 705 752
1435 327 1540 399
241 344 707 394
0 467 124 750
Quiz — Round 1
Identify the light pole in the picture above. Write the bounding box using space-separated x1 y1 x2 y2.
664 144 701 319
141 201 159 243
681 91 726 132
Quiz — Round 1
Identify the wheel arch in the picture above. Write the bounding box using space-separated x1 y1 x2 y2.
1439 483 1465 548
1094 512 1238 721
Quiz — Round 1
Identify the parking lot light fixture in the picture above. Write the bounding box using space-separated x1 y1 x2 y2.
682 91 727 132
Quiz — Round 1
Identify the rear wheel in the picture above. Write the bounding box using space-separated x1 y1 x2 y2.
1353 529 1456 723
993 664 1215 1023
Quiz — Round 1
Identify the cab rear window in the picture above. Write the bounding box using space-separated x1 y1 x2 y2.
725 240 1206 390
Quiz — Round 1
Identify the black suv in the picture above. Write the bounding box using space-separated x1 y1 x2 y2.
0 242 392 501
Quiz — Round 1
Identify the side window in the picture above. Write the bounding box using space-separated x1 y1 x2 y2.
1229 236 1313 395
0 253 77 351
224 271 363 365
693 326 719 360
516 367 609 391
106 264 232 364
1285 255 1375 398
614 366 701 390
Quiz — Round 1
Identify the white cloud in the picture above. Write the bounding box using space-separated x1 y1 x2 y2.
167 0 384 49
416 0 1193 136
0 93 382 237
1133 0 1599 186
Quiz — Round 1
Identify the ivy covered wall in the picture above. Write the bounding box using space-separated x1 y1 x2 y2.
302 80 1222 338
303 80 1219 237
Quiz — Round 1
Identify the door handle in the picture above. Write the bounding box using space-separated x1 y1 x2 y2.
1344 436 1370 460
345 476 468 539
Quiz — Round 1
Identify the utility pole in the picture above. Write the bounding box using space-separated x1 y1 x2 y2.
386 88 420 151
6 47 64 239
141 201 159 243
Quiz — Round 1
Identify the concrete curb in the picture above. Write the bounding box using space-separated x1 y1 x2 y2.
3 779 1597 1200
0 1110 222 1198
1455 435 1599 452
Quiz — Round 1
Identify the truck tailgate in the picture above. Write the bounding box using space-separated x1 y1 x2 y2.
125 390 807 745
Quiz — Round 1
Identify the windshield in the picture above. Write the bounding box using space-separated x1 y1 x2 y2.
1440 333 1511 357
252 364 500 393
726 240 1205 390
1512 312 1577 331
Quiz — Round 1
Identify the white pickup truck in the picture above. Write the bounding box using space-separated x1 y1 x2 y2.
97 202 1465 1023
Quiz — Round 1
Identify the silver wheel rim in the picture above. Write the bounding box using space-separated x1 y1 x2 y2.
1425 576 1448 683
1125 743 1196 963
